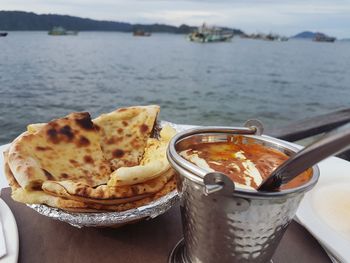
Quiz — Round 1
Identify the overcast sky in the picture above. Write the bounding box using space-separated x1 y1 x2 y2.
2 0 350 37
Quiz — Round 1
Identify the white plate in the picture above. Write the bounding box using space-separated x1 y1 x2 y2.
0 199 19 263
296 156 350 263
0 144 10 189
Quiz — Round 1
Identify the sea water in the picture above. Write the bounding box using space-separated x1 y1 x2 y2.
0 31 350 144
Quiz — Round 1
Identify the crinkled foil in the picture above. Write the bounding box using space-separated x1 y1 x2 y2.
28 190 179 228
27 122 195 228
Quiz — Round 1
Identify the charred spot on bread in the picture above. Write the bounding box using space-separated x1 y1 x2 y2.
30 181 43 191
59 125 74 140
75 112 94 130
122 121 128 127
77 136 90 147
69 159 78 166
36 146 52 151
84 155 94 164
47 128 59 143
61 173 69 179
140 124 148 133
42 169 54 180
113 149 125 158
106 138 115 145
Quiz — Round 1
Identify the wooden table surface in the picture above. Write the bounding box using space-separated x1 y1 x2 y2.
1 188 331 263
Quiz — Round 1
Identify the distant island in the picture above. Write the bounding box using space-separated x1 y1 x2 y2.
291 31 337 42
292 31 316 38
0 11 244 35
292 31 335 40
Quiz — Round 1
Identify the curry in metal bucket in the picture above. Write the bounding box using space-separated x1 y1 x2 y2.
179 135 312 191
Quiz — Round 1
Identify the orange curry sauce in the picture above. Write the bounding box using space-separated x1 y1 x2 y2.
183 140 312 190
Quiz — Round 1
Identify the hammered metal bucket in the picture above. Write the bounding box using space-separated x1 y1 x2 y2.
167 126 320 263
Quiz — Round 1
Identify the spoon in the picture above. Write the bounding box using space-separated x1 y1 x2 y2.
258 122 350 191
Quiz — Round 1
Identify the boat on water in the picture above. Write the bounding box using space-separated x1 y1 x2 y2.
48 26 78 36
0 32 8 37
133 30 151 37
313 33 336 43
240 33 288 41
188 23 234 43
278 36 289 42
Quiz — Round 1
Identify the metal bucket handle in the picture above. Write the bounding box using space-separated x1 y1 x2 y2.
203 172 235 196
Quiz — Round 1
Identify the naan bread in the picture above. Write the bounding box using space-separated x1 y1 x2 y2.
8 112 111 190
4 151 176 212
59 177 177 213
42 168 174 201
4 151 87 209
27 123 45 133
93 105 159 170
64 177 177 212
108 124 177 186
4 105 179 214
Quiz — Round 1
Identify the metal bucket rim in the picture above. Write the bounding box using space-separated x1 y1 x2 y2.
167 126 320 198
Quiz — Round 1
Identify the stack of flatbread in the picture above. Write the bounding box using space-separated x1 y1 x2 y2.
3 105 178 212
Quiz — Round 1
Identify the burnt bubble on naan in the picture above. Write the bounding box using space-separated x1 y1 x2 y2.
7 112 111 190
93 105 160 171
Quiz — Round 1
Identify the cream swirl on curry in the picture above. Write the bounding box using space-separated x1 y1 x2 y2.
180 140 311 190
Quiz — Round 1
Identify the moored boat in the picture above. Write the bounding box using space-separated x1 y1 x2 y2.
188 23 233 43
0 32 8 37
133 30 151 37
313 33 336 42
48 26 78 36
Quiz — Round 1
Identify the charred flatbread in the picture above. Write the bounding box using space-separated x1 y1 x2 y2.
41 124 176 202
93 105 159 170
108 124 176 186
4 151 176 212
4 105 178 214
4 151 88 209
8 112 111 190
56 177 177 213
42 168 174 201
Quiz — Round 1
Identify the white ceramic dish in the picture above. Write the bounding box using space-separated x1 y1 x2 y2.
0 199 19 263
0 144 10 189
296 156 350 263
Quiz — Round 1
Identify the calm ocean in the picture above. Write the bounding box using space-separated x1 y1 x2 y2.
0 31 350 144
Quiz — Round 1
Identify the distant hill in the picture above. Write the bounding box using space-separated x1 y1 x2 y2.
0 11 244 35
292 31 338 42
0 11 132 31
292 31 317 38
131 23 197 34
